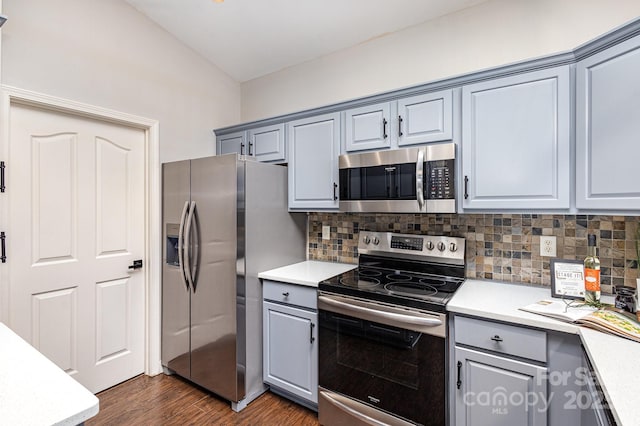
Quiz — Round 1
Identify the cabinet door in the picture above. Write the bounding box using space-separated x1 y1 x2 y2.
461 67 570 210
576 34 640 210
248 123 286 163
398 89 453 146
288 113 340 210
263 301 318 404
455 347 547 426
216 131 247 156
344 102 391 152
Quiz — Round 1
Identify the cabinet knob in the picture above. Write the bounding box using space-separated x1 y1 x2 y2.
491 335 503 342
282 292 289 297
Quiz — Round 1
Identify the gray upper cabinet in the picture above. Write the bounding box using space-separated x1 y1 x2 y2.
576 34 640 210
216 124 286 163
397 89 453 146
343 90 454 153
288 112 340 210
344 102 391 152
461 66 571 210
216 131 247 156
247 123 286 163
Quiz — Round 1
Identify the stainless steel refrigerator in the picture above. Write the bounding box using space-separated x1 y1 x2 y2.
161 153 306 410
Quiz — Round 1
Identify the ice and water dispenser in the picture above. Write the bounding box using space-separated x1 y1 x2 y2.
166 223 180 267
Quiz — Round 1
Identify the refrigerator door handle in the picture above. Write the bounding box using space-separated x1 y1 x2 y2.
177 201 190 291
189 202 200 292
184 201 196 292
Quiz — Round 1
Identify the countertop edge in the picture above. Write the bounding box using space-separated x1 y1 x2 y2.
258 260 357 287
447 279 636 426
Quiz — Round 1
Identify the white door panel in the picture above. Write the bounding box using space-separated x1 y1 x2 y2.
8 103 145 393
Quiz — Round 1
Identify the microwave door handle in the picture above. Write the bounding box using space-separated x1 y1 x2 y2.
177 201 190 292
416 149 425 210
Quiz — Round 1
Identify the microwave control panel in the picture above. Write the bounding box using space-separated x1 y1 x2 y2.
426 159 455 200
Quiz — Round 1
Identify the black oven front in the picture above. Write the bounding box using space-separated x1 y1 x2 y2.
318 292 447 426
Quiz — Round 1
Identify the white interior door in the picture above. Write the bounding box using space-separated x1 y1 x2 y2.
7 103 145 393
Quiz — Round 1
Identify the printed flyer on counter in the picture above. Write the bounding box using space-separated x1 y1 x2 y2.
519 300 640 343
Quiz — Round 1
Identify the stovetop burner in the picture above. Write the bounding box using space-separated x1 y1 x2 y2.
319 231 466 313
384 282 438 299
339 275 381 289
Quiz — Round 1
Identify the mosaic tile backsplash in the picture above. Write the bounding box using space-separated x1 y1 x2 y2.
308 213 640 293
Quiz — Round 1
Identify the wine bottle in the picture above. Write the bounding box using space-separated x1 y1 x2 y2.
584 234 601 303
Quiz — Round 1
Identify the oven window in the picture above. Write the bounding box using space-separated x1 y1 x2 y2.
319 310 445 426
339 163 418 200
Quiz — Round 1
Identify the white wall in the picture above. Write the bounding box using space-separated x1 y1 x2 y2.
1 0 241 163
241 0 640 122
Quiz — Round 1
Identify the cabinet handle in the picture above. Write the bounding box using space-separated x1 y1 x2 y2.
1 231 6 263
382 118 388 139
0 161 5 192
310 322 315 344
333 182 338 201
491 335 503 342
456 361 462 389
240 143 245 155
398 115 403 137
248 141 253 156
282 292 289 297
464 175 469 200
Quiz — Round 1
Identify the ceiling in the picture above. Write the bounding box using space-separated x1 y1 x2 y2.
125 0 488 82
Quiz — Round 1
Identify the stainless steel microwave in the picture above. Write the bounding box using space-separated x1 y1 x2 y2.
338 143 456 213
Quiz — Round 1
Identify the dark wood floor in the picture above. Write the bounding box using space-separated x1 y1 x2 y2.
86 374 319 425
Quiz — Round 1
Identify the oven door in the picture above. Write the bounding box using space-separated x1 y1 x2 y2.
338 147 425 213
318 292 447 426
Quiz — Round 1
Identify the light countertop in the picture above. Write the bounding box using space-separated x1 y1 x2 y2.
0 322 99 425
258 260 357 287
448 279 636 426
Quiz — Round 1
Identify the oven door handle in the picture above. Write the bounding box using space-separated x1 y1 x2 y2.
319 294 443 330
416 148 425 211
319 390 415 426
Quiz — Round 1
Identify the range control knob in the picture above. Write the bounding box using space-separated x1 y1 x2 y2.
426 241 435 251
437 241 446 252
372 237 380 245
363 236 371 244
450 242 458 252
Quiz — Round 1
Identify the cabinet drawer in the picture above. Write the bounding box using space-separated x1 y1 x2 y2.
454 316 546 363
263 280 317 310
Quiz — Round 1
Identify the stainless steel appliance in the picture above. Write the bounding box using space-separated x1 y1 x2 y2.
161 154 306 411
339 143 456 213
318 231 465 426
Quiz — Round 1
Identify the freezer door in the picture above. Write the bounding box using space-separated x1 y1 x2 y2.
161 160 191 379
188 154 241 401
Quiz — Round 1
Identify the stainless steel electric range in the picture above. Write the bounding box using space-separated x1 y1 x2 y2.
318 230 466 426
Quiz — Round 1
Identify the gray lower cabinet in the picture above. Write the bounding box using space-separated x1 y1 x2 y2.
452 315 584 426
455 347 547 426
287 112 340 210
262 280 318 409
576 33 640 210
461 66 570 210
